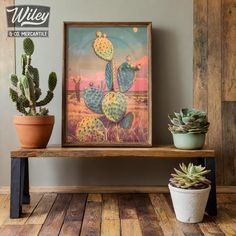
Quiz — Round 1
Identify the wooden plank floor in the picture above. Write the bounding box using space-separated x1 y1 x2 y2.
0 193 235 236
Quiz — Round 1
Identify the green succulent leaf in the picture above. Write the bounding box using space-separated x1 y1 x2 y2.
10 74 18 87
170 163 211 189
23 38 34 56
48 72 57 91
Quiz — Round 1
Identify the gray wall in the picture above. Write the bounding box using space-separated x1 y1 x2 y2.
0 0 193 187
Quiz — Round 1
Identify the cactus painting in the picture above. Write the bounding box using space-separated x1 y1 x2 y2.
63 23 151 146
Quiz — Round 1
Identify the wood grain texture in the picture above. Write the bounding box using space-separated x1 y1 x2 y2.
4 193 42 225
207 0 223 185
10 145 215 158
59 194 87 236
101 194 120 236
149 193 183 236
193 0 208 113
194 0 236 185
102 194 119 220
0 195 10 225
222 0 236 101
121 219 142 236
1 193 236 236
18 224 42 236
222 103 236 185
80 201 102 236
134 194 164 236
26 193 57 225
119 194 139 219
38 194 71 236
101 219 120 236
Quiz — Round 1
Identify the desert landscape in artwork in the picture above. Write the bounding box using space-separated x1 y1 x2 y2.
65 24 150 145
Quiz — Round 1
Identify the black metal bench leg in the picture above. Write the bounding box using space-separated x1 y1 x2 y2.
204 157 217 216
22 158 30 204
10 158 23 218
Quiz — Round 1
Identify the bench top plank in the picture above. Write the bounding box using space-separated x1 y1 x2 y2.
11 145 215 158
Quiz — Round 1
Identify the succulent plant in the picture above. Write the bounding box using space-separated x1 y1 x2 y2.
170 163 211 189
168 108 210 134
9 38 57 116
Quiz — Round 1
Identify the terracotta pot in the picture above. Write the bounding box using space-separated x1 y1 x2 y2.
13 115 54 149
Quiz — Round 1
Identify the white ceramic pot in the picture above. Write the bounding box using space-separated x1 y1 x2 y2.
168 183 211 223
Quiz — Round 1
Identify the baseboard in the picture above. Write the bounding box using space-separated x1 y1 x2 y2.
0 185 236 194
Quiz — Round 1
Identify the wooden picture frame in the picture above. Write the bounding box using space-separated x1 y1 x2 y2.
62 22 152 146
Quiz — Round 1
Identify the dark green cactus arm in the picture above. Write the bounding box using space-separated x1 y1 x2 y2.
20 75 35 103
23 38 34 56
21 54 27 75
35 72 57 106
10 74 18 87
9 88 18 102
19 95 30 107
17 81 25 96
32 67 39 87
48 72 57 91
36 91 54 106
16 101 27 115
35 88 42 101
26 66 39 88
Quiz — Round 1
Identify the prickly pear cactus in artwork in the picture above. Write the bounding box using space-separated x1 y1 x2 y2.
79 31 144 143
118 57 141 93
102 92 127 122
105 60 116 91
93 32 113 61
76 117 106 142
119 112 134 129
83 85 103 114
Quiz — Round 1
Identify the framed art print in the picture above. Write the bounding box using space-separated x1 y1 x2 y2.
62 22 152 146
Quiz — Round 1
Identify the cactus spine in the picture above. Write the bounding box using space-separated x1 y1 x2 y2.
9 38 57 116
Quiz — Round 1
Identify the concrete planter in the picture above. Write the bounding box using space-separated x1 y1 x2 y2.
172 133 205 150
168 183 211 223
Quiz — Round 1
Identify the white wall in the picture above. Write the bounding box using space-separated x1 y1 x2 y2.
0 0 193 187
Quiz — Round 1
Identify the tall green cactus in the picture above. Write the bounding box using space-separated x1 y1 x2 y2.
9 38 57 116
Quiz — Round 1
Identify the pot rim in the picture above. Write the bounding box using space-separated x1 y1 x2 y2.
13 115 55 125
171 133 206 136
168 183 211 193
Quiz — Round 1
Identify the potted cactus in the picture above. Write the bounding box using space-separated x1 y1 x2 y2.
168 108 210 149
9 38 57 148
169 163 211 223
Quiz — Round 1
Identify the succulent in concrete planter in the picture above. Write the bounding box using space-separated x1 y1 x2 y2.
168 108 210 149
9 38 57 148
168 163 211 223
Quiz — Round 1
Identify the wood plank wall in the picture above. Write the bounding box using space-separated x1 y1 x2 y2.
194 0 236 185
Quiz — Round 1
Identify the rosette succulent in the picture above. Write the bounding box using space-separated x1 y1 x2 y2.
170 163 211 189
168 108 210 134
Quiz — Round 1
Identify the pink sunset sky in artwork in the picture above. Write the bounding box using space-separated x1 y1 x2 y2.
67 55 148 92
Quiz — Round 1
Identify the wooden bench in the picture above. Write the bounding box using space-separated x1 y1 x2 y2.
10 145 217 218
